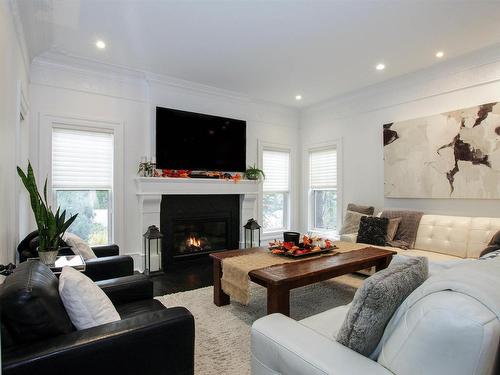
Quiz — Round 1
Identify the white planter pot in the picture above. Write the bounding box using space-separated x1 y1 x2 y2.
38 250 59 266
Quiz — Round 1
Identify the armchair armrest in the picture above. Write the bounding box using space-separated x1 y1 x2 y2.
251 314 393 375
92 244 119 257
3 307 195 375
96 274 153 305
84 255 134 281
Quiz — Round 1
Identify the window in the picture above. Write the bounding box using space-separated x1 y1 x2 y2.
309 147 337 232
262 149 290 232
52 127 114 245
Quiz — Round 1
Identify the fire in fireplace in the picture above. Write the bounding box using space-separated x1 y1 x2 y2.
183 234 211 253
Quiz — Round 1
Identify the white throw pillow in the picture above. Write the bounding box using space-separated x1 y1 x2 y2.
59 266 120 330
63 232 97 260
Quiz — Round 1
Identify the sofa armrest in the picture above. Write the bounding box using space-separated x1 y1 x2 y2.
96 274 153 305
251 314 393 375
92 244 119 257
84 255 134 281
3 307 195 375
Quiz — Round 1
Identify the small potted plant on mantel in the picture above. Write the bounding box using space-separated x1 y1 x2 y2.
17 162 78 266
244 164 265 181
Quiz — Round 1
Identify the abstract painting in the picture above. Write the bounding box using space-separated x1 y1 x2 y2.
384 102 500 199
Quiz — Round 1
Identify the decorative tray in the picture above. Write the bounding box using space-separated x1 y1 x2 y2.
268 235 338 258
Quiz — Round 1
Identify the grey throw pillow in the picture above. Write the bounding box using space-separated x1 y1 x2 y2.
386 217 402 242
347 203 375 216
336 256 428 357
340 210 367 235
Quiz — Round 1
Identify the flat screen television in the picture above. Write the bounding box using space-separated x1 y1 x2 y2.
156 107 246 172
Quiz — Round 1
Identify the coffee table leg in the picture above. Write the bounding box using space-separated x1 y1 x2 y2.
375 255 393 272
267 285 290 316
213 258 230 306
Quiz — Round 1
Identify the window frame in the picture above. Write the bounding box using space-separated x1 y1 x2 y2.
38 114 123 247
258 141 294 238
303 140 342 237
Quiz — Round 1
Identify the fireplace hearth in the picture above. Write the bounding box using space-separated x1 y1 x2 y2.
161 195 240 268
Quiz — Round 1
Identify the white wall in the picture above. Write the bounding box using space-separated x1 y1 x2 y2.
0 2 30 264
28 56 299 264
300 45 500 231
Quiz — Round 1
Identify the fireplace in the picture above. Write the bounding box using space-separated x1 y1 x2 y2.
161 195 240 268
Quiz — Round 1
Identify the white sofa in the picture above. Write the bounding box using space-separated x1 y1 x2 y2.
251 255 500 375
341 214 500 262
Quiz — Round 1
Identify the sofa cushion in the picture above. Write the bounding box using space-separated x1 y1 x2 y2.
340 211 367 235
347 203 375 216
414 215 470 258
0 261 74 346
356 217 389 246
116 299 166 319
336 256 428 357
340 233 358 243
59 266 120 330
63 232 97 260
299 304 351 340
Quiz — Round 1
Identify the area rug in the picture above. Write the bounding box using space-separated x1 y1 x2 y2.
156 274 365 375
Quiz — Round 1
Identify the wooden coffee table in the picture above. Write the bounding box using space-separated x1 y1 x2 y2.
211 247 396 316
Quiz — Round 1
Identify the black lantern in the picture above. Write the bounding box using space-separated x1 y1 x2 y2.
244 218 261 248
143 225 163 274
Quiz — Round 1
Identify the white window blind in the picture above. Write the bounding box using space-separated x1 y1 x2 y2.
263 150 290 192
52 128 114 189
309 148 337 189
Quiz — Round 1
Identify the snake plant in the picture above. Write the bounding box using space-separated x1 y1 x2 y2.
17 162 78 252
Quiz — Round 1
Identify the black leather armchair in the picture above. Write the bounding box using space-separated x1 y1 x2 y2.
1 261 195 375
17 231 134 281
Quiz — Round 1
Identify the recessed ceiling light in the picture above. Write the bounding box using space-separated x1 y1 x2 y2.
295 95 302 101
376 63 385 71
435 51 444 58
96 40 106 49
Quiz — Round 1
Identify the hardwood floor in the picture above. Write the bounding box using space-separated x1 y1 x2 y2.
150 255 213 296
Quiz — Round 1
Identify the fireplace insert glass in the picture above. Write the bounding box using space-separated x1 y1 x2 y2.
172 219 228 257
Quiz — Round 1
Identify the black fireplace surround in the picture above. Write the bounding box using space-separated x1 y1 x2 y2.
160 195 240 268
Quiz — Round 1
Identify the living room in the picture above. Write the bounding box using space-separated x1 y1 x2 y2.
2 1 500 374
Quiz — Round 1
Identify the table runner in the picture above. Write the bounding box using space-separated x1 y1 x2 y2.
221 241 368 305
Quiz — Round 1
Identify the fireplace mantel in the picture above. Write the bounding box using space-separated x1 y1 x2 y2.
135 177 261 269
135 177 260 195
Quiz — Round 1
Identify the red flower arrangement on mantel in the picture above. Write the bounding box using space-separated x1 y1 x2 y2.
161 169 191 178
160 169 242 183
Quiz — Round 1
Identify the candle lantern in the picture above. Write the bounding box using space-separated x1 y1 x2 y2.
244 218 261 248
143 225 163 274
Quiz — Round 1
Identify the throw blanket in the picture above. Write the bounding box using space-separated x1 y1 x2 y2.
381 210 423 249
480 229 500 257
221 241 368 305
372 256 500 359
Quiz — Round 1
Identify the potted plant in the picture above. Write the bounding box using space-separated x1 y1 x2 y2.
17 162 78 265
244 164 265 181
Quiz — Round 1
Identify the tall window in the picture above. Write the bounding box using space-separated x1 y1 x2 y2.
309 147 337 232
52 127 114 245
262 149 290 233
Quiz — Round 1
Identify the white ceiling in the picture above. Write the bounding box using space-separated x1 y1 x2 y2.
16 0 500 107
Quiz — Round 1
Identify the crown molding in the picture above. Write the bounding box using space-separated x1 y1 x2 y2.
32 51 147 83
31 50 298 117
303 43 500 119
8 0 31 79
